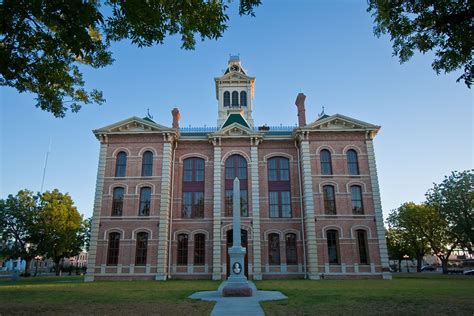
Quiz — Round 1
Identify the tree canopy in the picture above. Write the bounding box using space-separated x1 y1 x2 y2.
368 0 473 88
0 0 261 117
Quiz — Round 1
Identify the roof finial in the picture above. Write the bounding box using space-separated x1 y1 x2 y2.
318 106 325 117
146 108 153 120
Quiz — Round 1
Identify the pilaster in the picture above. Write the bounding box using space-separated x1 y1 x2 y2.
155 142 173 280
366 138 391 275
212 144 223 280
84 140 107 282
299 140 320 279
250 146 262 280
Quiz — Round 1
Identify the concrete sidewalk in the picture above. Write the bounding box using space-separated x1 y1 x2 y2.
189 281 287 316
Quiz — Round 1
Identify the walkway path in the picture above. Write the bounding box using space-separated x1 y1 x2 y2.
189 281 287 316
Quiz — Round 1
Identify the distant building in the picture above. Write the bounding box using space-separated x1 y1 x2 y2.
86 57 391 281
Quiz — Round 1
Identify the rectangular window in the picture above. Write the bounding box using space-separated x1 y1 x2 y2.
269 192 279 217
194 192 204 218
281 191 291 218
112 188 124 216
182 192 193 218
135 233 148 266
351 186 364 214
279 159 289 181
285 233 298 265
195 159 204 181
194 234 205 265
268 234 281 265
357 230 369 264
327 230 340 264
323 186 336 215
177 234 188 265
269 191 292 218
225 189 248 217
107 233 120 265
183 159 193 182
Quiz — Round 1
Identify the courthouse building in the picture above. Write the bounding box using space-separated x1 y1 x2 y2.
85 57 391 281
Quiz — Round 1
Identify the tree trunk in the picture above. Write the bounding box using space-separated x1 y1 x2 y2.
441 258 449 274
24 257 32 277
398 259 402 272
416 253 424 272
54 258 61 276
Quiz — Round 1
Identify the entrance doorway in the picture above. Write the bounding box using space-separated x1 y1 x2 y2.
226 229 248 278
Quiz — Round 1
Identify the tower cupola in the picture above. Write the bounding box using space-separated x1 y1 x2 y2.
215 56 255 128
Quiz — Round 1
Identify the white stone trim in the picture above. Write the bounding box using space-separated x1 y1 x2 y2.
111 147 132 157
191 229 210 241
155 142 173 280
134 182 156 195
315 145 336 155
131 228 153 240
366 139 390 271
212 146 222 280
262 152 294 162
263 229 283 241
173 229 192 240
345 181 367 193
321 225 344 238
299 140 320 279
350 225 372 239
178 153 210 163
85 142 108 282
138 147 158 156
221 150 250 163
342 145 362 155
282 229 301 240
250 146 262 280
108 183 129 195
318 181 340 193
103 228 126 240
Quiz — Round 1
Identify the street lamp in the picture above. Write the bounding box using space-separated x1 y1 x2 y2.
403 254 409 273
34 256 42 277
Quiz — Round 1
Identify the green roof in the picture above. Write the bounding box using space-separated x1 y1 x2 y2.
142 117 157 124
222 113 250 128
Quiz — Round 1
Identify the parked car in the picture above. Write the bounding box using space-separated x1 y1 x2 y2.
463 269 474 275
420 265 436 272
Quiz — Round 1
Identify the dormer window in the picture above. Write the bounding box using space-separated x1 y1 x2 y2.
231 91 239 106
224 91 230 107
240 91 247 106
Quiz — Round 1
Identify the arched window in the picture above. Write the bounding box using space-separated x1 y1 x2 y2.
347 149 359 175
320 149 333 175
225 155 248 217
268 233 280 265
268 157 291 218
351 185 364 214
223 91 230 107
141 151 153 176
107 232 120 265
327 230 340 264
240 91 247 106
182 158 205 218
231 91 239 106
177 234 188 265
135 232 148 265
112 187 124 216
323 185 336 215
115 151 127 177
285 233 297 265
356 230 369 264
139 187 151 216
194 233 205 265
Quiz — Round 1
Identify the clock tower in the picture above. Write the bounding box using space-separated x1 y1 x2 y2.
215 56 255 128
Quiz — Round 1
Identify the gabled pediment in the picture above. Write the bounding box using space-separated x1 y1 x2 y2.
305 114 380 132
210 122 261 138
215 71 255 83
93 116 173 135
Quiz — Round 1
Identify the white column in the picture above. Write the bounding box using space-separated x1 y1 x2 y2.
85 141 107 282
299 140 320 279
212 145 222 280
156 142 173 280
250 145 262 280
366 138 391 279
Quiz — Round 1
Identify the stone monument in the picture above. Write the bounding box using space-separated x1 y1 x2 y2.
222 177 253 297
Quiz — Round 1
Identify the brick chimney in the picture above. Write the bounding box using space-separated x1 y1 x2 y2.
295 93 306 127
171 108 181 129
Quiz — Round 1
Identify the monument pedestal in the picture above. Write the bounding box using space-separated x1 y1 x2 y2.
222 246 253 297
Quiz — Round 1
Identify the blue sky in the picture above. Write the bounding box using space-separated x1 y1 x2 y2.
1 1 472 220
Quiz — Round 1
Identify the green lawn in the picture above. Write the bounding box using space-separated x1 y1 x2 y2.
0 274 473 315
0 277 217 315
257 274 474 315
